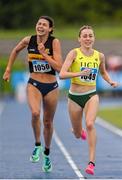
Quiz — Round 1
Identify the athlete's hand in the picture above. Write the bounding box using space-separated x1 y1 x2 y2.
38 43 46 55
110 81 119 88
3 70 11 82
80 68 91 76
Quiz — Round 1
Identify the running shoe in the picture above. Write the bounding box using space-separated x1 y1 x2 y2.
81 129 87 140
85 162 95 175
30 145 43 163
42 153 52 172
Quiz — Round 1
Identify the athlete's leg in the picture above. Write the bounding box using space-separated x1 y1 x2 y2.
42 88 59 172
27 83 42 144
84 94 99 163
68 98 83 138
43 88 59 149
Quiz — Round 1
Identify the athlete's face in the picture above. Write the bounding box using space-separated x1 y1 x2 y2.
36 18 52 36
78 29 95 48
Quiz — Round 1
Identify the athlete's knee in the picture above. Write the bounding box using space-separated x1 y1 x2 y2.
43 119 53 129
32 111 40 121
86 121 94 131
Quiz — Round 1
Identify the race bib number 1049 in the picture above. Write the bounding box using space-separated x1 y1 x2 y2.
80 67 98 82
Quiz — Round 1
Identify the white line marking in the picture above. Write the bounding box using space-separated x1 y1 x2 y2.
53 130 84 180
96 117 122 137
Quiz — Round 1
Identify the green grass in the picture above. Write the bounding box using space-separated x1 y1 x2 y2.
1 25 122 40
98 107 122 129
0 29 35 39
0 56 26 95
56 25 122 39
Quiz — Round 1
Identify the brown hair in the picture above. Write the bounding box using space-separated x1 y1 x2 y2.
78 25 93 37
39 16 54 34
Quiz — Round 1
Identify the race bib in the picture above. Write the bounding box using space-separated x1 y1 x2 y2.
32 60 51 73
80 67 98 82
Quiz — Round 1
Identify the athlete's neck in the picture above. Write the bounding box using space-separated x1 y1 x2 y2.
80 47 94 57
37 34 49 45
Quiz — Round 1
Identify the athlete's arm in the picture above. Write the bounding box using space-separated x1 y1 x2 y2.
59 49 91 79
38 38 63 72
3 36 30 82
99 52 118 87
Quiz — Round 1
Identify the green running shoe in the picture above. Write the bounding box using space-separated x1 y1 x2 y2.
30 145 43 163
42 153 52 172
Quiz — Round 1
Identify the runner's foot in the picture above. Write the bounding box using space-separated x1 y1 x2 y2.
42 153 52 172
85 162 95 175
81 129 87 140
30 145 43 163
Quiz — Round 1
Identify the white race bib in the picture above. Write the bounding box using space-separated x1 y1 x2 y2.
32 60 51 73
80 67 98 82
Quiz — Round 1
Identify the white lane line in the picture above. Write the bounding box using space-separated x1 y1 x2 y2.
53 130 84 180
96 117 122 137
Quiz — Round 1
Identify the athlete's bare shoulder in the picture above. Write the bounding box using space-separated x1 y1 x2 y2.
99 52 105 63
21 36 31 46
99 52 105 58
68 48 77 59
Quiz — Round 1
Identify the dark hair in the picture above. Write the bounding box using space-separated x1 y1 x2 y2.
39 16 54 34
78 25 93 37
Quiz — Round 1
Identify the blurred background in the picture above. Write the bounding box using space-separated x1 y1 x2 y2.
0 0 122 127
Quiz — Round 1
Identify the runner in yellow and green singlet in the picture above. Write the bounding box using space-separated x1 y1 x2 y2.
59 25 118 175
